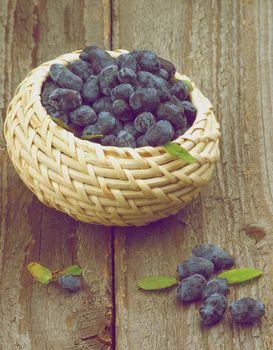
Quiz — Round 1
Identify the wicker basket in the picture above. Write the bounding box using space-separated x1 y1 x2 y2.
4 50 220 226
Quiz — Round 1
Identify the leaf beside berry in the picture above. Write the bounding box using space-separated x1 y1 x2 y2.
51 265 83 280
137 276 178 291
27 262 52 284
217 268 263 284
163 143 196 163
63 265 83 276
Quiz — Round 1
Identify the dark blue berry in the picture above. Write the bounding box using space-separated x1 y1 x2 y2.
92 96 114 114
117 52 138 71
113 99 133 122
59 274 81 291
96 112 117 134
169 95 185 113
174 127 188 139
82 111 116 137
129 87 160 113
129 50 144 58
118 68 137 84
45 105 69 124
155 68 169 80
157 102 186 128
169 97 187 129
136 134 149 147
69 105 97 126
112 119 123 136
123 122 140 138
115 130 136 148
80 46 116 74
177 257 214 279
137 71 170 101
82 124 102 137
99 65 119 96
49 64 83 91
48 88 82 111
101 134 117 146
111 83 134 101
158 57 176 80
143 120 174 146
134 112 156 133
49 63 64 81
69 60 94 81
170 79 189 100
82 76 101 104
229 298 265 324
57 70 83 92
213 255 235 270
192 244 235 269
41 81 59 106
199 293 227 326
202 279 229 300
137 50 161 72
176 274 207 302
182 101 197 125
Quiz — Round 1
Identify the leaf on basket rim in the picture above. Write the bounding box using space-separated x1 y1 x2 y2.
137 276 178 290
79 134 103 140
183 79 194 92
163 143 196 163
27 262 52 284
217 268 263 284
51 117 75 133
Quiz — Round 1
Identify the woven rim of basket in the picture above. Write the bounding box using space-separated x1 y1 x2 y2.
5 49 220 166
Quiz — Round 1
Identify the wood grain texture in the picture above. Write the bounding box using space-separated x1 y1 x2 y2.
112 0 273 349
1 0 273 349
0 1 113 349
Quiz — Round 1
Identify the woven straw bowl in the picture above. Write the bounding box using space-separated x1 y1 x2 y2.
4 49 220 226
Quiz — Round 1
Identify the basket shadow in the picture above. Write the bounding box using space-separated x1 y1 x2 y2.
112 210 190 275
114 211 187 241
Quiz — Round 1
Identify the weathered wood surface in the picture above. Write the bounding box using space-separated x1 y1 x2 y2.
0 0 272 349
112 0 273 349
0 1 113 349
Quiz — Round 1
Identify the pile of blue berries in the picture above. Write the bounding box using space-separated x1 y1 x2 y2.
176 244 265 326
41 46 197 147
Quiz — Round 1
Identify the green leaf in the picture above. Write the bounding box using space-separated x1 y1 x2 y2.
163 143 196 163
79 134 103 140
63 265 83 276
217 268 263 284
183 79 194 92
137 276 178 291
27 262 52 284
51 117 75 133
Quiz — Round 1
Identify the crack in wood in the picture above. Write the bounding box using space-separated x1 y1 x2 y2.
76 304 113 346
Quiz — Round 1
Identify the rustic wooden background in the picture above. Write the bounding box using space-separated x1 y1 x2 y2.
0 0 272 349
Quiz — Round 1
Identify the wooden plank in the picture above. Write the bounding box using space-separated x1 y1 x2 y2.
0 1 113 349
112 0 273 349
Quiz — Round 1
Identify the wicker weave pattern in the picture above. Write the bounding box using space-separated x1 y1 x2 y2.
4 50 220 226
